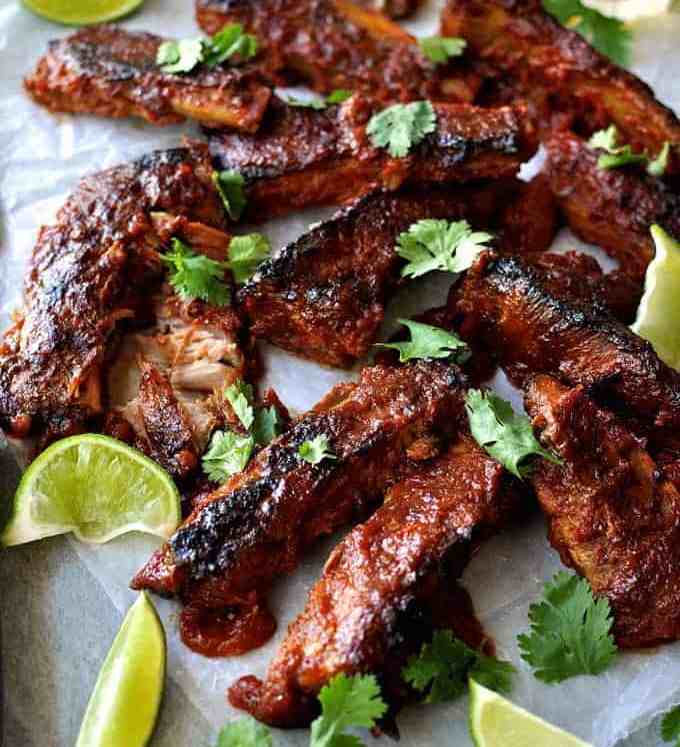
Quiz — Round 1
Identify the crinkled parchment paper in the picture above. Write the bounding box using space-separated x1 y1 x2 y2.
1 1 680 744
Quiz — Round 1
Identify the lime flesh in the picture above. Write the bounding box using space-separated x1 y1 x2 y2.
468 680 592 747
22 0 144 25
631 225 680 371
1 433 180 546
76 592 166 747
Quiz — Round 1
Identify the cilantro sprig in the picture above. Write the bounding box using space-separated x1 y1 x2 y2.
367 101 436 158
419 36 466 64
278 89 353 110
161 238 231 307
397 219 493 279
202 429 254 482
662 705 680 746
228 233 271 283
213 717 273 746
403 630 515 704
376 319 468 363
298 434 336 465
542 0 631 67
518 571 618 683
157 23 258 74
588 125 672 176
465 389 561 478
213 170 247 221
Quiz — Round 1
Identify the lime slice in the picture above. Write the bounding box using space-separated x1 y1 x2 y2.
1 433 180 546
583 0 672 21
77 592 166 747
469 680 592 747
22 0 145 25
631 225 680 371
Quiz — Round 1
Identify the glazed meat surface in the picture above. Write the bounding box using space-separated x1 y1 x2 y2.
25 26 271 131
455 253 680 439
209 96 534 220
441 0 680 171
526 376 680 648
132 361 466 654
229 432 524 727
545 131 680 281
358 0 423 17
196 0 467 103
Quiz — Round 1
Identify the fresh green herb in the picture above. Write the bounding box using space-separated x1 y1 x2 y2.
325 89 353 104
376 319 468 363
419 36 466 64
397 219 493 279
214 716 272 747
253 406 282 446
648 141 671 177
156 38 204 74
228 233 271 283
518 571 617 684
542 0 632 67
202 429 255 482
662 705 680 745
465 389 561 479
403 630 514 704
213 170 247 221
157 24 257 73
367 101 437 158
279 89 353 110
161 238 230 307
588 125 671 175
310 673 387 747
299 434 336 465
225 380 255 430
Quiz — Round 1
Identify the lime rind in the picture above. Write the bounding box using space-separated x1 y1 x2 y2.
76 592 166 747
1 434 180 547
22 0 145 26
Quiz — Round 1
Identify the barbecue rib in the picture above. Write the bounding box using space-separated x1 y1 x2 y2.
25 26 271 131
209 96 534 220
132 360 466 654
237 178 557 368
0 145 251 476
526 375 680 648
545 131 680 281
229 430 524 727
196 0 470 103
441 0 680 172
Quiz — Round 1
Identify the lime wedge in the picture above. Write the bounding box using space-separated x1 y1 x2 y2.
22 0 145 25
468 680 592 747
631 225 680 371
77 592 166 747
1 433 180 547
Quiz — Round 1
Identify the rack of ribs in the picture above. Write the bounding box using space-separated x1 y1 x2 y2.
132 360 466 655
196 0 470 103
526 375 680 648
25 26 272 131
441 0 680 172
209 96 535 221
0 144 252 478
229 428 525 727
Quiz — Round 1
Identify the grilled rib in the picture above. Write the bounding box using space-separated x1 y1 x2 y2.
209 96 534 221
196 0 470 103
526 375 680 648
545 131 680 282
229 430 524 727
237 178 556 368
25 26 271 131
132 360 466 654
441 0 680 171
0 145 251 476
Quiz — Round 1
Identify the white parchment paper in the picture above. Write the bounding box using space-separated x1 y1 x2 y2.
1 0 680 744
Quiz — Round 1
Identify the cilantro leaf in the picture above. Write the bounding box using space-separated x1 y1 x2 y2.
376 319 468 363
588 125 667 173
278 89 353 110
253 406 281 446
299 434 336 465
588 124 618 152
465 389 561 478
228 233 271 283
203 23 258 67
403 630 515 704
213 170 247 221
161 238 230 307
215 717 272 747
518 571 618 684
419 36 466 64
225 380 255 430
326 89 353 104
397 219 493 279
542 0 631 67
202 429 254 482
648 142 672 177
156 38 204 74
367 101 437 158
310 674 387 747
662 705 680 745
597 148 646 170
